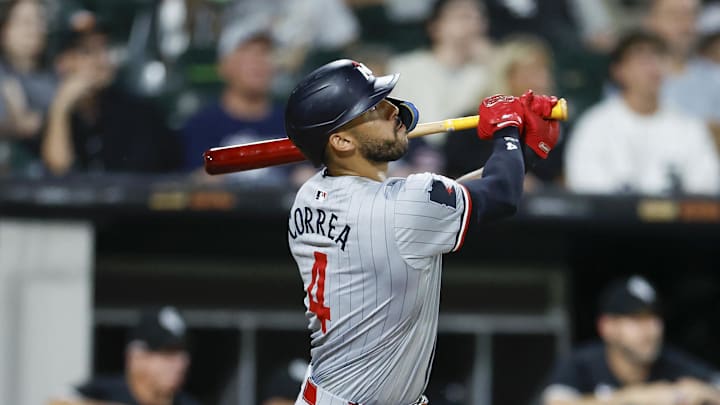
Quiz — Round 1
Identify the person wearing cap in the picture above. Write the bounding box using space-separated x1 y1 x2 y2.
541 275 720 405
180 18 311 185
69 306 200 405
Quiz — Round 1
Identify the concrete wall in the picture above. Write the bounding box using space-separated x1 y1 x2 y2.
0 219 93 405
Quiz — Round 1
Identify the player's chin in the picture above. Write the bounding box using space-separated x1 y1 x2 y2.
387 138 409 162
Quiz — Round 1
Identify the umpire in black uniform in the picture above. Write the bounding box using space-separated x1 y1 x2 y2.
541 275 720 405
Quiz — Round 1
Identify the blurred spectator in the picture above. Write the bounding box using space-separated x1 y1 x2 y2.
569 0 649 54
645 0 720 150
564 30 720 196
645 0 698 75
218 358 307 405
541 275 720 405
345 0 435 23
444 34 565 189
387 0 493 149
180 19 310 185
52 306 200 405
41 21 181 176
344 43 393 77
482 34 555 98
698 2 720 64
0 0 55 175
483 0 580 50
224 0 360 94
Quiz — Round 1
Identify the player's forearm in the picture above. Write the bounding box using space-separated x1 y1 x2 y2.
462 127 525 224
42 102 75 175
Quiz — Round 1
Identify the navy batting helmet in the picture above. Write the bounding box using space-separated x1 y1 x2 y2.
284 59 399 166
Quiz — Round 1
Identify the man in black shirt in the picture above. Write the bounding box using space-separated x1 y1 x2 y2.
72 306 201 405
41 22 181 176
542 275 720 405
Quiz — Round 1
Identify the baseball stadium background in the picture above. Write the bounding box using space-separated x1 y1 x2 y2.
1 0 720 404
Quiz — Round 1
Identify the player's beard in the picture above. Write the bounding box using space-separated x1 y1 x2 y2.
357 119 409 162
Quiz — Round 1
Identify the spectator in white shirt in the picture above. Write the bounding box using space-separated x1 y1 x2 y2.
645 0 720 152
564 30 720 196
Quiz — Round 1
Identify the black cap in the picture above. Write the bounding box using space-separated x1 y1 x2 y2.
598 275 661 316
129 306 188 351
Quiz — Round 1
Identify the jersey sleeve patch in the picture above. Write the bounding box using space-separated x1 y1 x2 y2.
429 180 457 208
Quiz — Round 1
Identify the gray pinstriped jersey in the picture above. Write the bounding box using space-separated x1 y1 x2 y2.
288 170 471 405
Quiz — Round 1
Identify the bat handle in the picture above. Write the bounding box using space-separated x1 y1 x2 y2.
407 98 567 139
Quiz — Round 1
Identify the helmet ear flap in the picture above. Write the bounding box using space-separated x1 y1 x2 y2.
386 98 419 132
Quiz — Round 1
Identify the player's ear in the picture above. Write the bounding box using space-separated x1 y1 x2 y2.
327 132 357 154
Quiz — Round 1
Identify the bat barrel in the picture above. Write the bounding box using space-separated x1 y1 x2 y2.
203 138 306 174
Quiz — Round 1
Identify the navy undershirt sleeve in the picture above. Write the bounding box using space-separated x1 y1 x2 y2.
461 127 525 226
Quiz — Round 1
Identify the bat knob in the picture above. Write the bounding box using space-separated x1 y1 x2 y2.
550 98 568 121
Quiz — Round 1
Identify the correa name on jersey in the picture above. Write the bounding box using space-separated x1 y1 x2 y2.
288 206 352 251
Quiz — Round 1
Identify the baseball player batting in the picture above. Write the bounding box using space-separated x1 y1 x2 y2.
286 59 561 405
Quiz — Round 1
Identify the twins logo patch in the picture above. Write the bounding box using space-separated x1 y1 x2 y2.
315 190 328 201
429 180 456 208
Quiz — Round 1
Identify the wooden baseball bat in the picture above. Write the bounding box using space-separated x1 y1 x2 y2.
203 98 567 175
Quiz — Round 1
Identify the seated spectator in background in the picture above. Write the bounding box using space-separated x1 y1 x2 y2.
564 30 720 196
181 20 308 186
645 0 720 151
541 275 720 405
224 0 360 94
0 0 56 175
54 306 200 405
387 0 493 151
444 34 564 189
41 21 181 176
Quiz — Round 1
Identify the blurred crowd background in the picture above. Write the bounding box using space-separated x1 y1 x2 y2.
3 0 720 405
2 0 720 195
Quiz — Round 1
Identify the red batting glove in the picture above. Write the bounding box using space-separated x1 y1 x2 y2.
477 94 524 140
519 90 560 159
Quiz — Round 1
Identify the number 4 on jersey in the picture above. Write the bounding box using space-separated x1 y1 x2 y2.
308 251 331 333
